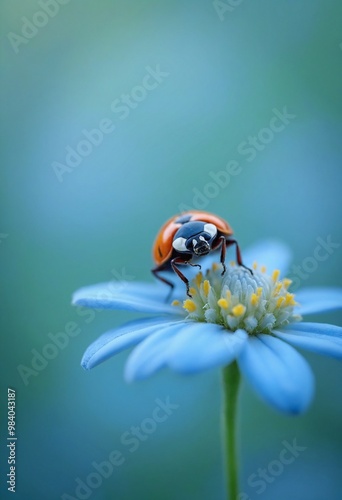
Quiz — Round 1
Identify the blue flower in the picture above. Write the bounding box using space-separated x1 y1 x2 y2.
72 240 342 415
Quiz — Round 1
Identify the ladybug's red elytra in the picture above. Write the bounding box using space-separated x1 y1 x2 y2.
152 210 251 297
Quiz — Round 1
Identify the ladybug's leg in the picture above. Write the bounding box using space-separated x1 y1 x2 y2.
225 238 253 275
171 257 192 297
151 267 175 298
218 235 227 275
188 262 201 270
211 235 227 275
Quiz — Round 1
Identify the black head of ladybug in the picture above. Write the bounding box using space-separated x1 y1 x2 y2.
172 221 217 257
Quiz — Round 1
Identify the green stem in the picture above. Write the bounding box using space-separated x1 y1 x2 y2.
222 361 241 500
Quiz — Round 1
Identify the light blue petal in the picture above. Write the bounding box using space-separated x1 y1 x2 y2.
295 287 342 315
243 239 292 276
124 322 188 381
237 335 314 414
274 322 342 359
125 322 248 380
81 317 179 370
167 324 248 373
73 281 182 315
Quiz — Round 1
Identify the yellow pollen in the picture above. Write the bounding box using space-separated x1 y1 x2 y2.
218 298 229 309
195 272 203 287
212 263 219 271
283 278 292 289
272 269 280 282
273 282 283 295
203 280 211 296
232 304 246 317
189 287 197 296
276 296 285 308
250 293 259 306
257 287 263 297
285 293 296 306
261 265 267 273
230 260 236 267
171 300 180 306
183 299 197 313
252 261 258 270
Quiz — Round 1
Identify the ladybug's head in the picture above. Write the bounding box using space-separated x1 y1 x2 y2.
172 221 217 256
192 235 211 256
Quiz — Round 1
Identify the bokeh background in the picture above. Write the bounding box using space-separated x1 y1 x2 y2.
1 1 342 499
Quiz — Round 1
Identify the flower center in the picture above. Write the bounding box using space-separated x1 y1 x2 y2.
172 262 301 335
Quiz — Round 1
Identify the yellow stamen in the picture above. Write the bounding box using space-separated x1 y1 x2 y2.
171 300 180 306
285 293 296 306
276 296 285 308
183 299 197 313
195 272 203 287
230 260 236 267
212 262 219 271
252 261 258 270
272 269 280 282
226 290 232 301
232 304 246 317
250 293 259 306
283 278 292 289
261 265 267 273
189 287 197 296
257 287 263 297
218 298 229 309
203 280 211 297
273 282 282 296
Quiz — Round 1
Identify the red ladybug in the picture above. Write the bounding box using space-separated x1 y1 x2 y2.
152 210 251 297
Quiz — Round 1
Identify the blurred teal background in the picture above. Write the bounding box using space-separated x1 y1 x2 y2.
1 0 342 499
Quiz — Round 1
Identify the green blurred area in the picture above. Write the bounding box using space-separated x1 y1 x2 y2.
1 1 342 499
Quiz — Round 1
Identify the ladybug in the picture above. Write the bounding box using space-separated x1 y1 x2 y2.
152 210 251 297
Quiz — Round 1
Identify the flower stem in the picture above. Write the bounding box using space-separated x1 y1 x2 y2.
222 361 241 500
